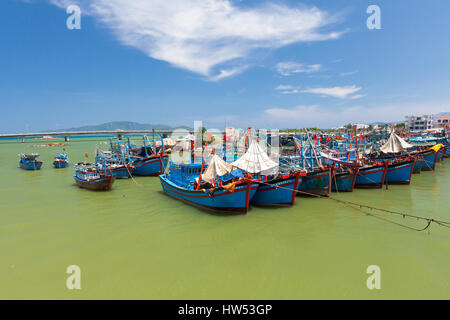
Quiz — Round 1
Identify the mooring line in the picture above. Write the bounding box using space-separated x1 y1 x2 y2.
255 179 450 232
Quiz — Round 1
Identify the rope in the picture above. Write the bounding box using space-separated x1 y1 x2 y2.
255 179 450 232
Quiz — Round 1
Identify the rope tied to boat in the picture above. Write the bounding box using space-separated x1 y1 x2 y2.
255 179 450 232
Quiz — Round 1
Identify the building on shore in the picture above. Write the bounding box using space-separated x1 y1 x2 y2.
405 114 434 131
436 116 450 129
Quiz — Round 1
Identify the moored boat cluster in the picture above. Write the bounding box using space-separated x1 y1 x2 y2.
18 128 449 211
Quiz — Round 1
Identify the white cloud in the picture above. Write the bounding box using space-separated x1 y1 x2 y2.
350 94 366 100
48 0 342 80
301 85 361 99
275 85 300 94
276 62 321 76
259 102 450 128
339 71 358 77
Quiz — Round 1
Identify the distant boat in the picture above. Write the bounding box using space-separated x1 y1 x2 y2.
95 149 134 179
19 154 42 170
53 153 69 168
74 162 115 191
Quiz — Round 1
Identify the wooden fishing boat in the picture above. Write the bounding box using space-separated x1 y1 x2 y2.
297 168 332 197
331 167 358 192
384 158 415 184
412 156 423 174
160 160 258 214
128 135 169 176
53 153 69 168
252 173 302 206
419 149 438 171
443 145 449 158
355 163 387 189
73 163 115 191
19 153 42 170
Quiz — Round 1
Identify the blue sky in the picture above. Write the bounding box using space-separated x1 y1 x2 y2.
1 0 450 133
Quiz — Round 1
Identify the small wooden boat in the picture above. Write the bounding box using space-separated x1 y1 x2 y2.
53 153 69 168
74 163 115 191
19 154 42 170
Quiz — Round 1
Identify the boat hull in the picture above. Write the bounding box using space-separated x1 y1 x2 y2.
385 160 414 184
111 166 134 179
53 160 68 169
444 146 450 158
160 175 258 214
297 169 331 197
252 174 301 206
331 169 358 192
420 150 438 171
355 165 387 188
412 157 423 174
20 161 42 170
133 155 169 176
74 176 115 191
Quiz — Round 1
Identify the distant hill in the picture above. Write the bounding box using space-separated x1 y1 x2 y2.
436 112 450 117
51 121 192 132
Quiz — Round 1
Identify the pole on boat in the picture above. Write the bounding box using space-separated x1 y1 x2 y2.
152 129 156 153
304 128 323 169
196 133 212 190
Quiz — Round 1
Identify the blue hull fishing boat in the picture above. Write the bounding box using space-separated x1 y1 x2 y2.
160 154 259 213
385 159 415 184
420 150 438 171
53 153 69 168
331 169 358 192
252 173 301 206
444 146 450 158
74 162 116 191
297 169 331 197
128 135 169 176
412 157 423 174
19 154 42 170
133 154 169 176
160 174 258 213
355 164 387 188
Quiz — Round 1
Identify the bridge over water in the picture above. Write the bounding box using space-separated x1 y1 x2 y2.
0 130 192 143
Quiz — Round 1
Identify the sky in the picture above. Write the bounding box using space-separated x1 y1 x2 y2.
1 0 450 133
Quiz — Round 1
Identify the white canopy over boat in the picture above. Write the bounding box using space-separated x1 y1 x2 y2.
231 141 278 174
201 154 233 184
380 131 413 153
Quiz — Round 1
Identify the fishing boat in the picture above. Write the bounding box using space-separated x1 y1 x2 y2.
384 158 415 184
419 149 438 171
95 149 135 179
331 167 358 192
128 135 169 176
73 162 115 191
412 156 423 174
355 163 387 188
160 155 259 213
19 153 42 170
53 153 69 168
297 168 332 196
232 141 302 206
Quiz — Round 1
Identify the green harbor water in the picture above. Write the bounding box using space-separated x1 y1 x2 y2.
0 137 449 299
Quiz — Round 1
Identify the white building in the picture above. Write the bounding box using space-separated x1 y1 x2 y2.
405 115 434 131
